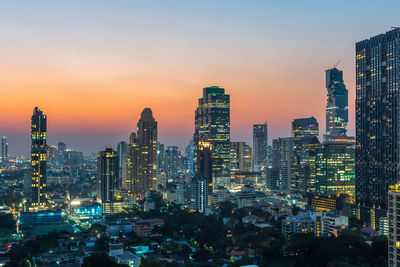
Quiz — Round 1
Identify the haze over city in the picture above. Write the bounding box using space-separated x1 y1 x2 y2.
2 0 400 155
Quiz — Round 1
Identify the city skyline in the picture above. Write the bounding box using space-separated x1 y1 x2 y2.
2 1 400 155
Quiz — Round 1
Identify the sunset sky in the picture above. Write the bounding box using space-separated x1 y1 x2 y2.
1 0 399 155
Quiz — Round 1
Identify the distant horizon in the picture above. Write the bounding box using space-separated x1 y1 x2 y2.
2 1 400 155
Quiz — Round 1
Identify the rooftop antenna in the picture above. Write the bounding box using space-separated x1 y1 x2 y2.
333 59 341 69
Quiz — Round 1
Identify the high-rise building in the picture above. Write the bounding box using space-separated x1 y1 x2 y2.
117 141 127 186
185 139 194 175
290 137 320 196
325 68 348 136
194 86 230 191
46 145 57 166
31 107 47 206
128 108 158 198
230 142 252 174
253 123 268 171
57 142 67 166
356 29 400 225
96 148 119 213
165 146 182 179
291 117 319 139
315 142 355 199
1 135 8 163
157 143 165 174
388 184 400 267
272 137 296 192
190 175 208 213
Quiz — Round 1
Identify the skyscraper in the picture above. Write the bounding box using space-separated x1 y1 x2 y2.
253 123 268 171
1 136 8 163
96 147 119 213
291 117 319 139
230 142 253 174
272 137 296 192
356 29 400 225
128 108 158 198
325 68 348 136
194 86 230 191
117 141 127 186
31 107 47 206
165 146 182 179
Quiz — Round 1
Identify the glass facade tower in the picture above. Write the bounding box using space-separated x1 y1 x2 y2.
194 86 230 191
356 29 400 224
325 68 348 136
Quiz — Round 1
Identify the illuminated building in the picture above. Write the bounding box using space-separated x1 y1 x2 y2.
253 123 268 171
196 141 212 194
325 68 348 136
1 135 8 163
46 145 57 166
72 202 102 219
117 141 127 186
194 86 230 191
315 142 355 199
128 108 158 198
31 107 47 206
379 216 388 236
97 147 119 213
19 210 62 225
388 184 400 267
157 143 165 173
272 137 296 192
165 146 182 179
310 195 339 212
356 29 400 225
291 117 319 139
190 175 208 213
185 138 194 174
290 136 320 196
230 142 253 174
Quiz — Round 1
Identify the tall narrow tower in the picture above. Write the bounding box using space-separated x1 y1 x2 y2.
1 136 8 163
253 123 268 171
97 147 119 213
325 68 348 136
31 107 47 206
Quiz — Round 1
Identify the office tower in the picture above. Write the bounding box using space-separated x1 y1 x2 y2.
190 175 208 213
157 143 165 173
1 136 8 163
117 141 127 185
290 136 320 196
356 29 400 225
272 137 296 192
230 142 253 174
388 184 400 267
253 123 268 171
194 86 230 191
96 148 119 213
325 68 348 136
291 117 319 139
315 142 355 199
57 142 66 165
128 108 158 198
197 141 213 194
31 107 47 206
165 146 182 179
46 145 57 166
185 138 194 174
